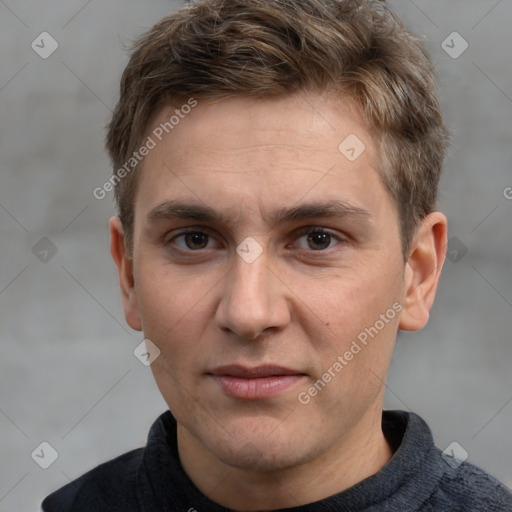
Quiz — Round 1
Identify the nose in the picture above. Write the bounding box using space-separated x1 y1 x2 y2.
214 249 291 340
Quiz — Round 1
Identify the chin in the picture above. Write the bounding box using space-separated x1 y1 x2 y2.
204 417 316 473
220 441 310 473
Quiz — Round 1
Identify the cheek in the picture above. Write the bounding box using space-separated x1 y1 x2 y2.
302 264 400 335
137 260 207 328
135 263 214 369
140 274 215 414
295 259 402 391
297 285 398 417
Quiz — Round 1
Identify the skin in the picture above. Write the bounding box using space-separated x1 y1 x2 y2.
110 91 447 510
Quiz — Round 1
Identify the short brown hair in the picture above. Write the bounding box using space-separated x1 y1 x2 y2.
106 0 449 257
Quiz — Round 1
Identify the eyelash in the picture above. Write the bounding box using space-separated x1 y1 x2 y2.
165 227 346 253
292 227 344 251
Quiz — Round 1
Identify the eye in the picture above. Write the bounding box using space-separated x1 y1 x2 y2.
171 231 214 251
292 228 343 251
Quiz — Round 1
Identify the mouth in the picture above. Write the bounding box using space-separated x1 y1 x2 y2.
207 365 307 399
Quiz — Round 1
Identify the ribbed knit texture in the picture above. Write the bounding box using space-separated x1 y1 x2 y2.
42 410 512 511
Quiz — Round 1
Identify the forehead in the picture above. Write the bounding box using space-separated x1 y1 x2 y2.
134 92 394 225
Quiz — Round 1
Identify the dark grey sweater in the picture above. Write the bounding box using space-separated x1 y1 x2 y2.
42 410 512 511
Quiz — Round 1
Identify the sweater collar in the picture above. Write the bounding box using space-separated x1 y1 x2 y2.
136 410 445 511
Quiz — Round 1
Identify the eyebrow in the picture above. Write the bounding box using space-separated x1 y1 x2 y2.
146 200 371 227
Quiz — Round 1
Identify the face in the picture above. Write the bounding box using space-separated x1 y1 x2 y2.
112 92 439 473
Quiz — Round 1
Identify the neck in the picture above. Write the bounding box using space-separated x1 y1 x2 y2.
177 404 393 511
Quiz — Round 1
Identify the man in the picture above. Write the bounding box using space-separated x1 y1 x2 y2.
42 0 512 510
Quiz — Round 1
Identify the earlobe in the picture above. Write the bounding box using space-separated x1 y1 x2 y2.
109 216 142 331
399 212 447 332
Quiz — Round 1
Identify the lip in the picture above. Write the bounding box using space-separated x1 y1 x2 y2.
207 365 306 399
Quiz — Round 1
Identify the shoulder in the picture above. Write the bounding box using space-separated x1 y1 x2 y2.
41 448 144 512
431 456 512 511
383 411 512 511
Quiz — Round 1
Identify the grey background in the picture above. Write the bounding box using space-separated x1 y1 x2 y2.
1 1 511 510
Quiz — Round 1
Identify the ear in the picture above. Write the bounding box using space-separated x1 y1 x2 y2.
109 216 142 331
399 212 447 331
